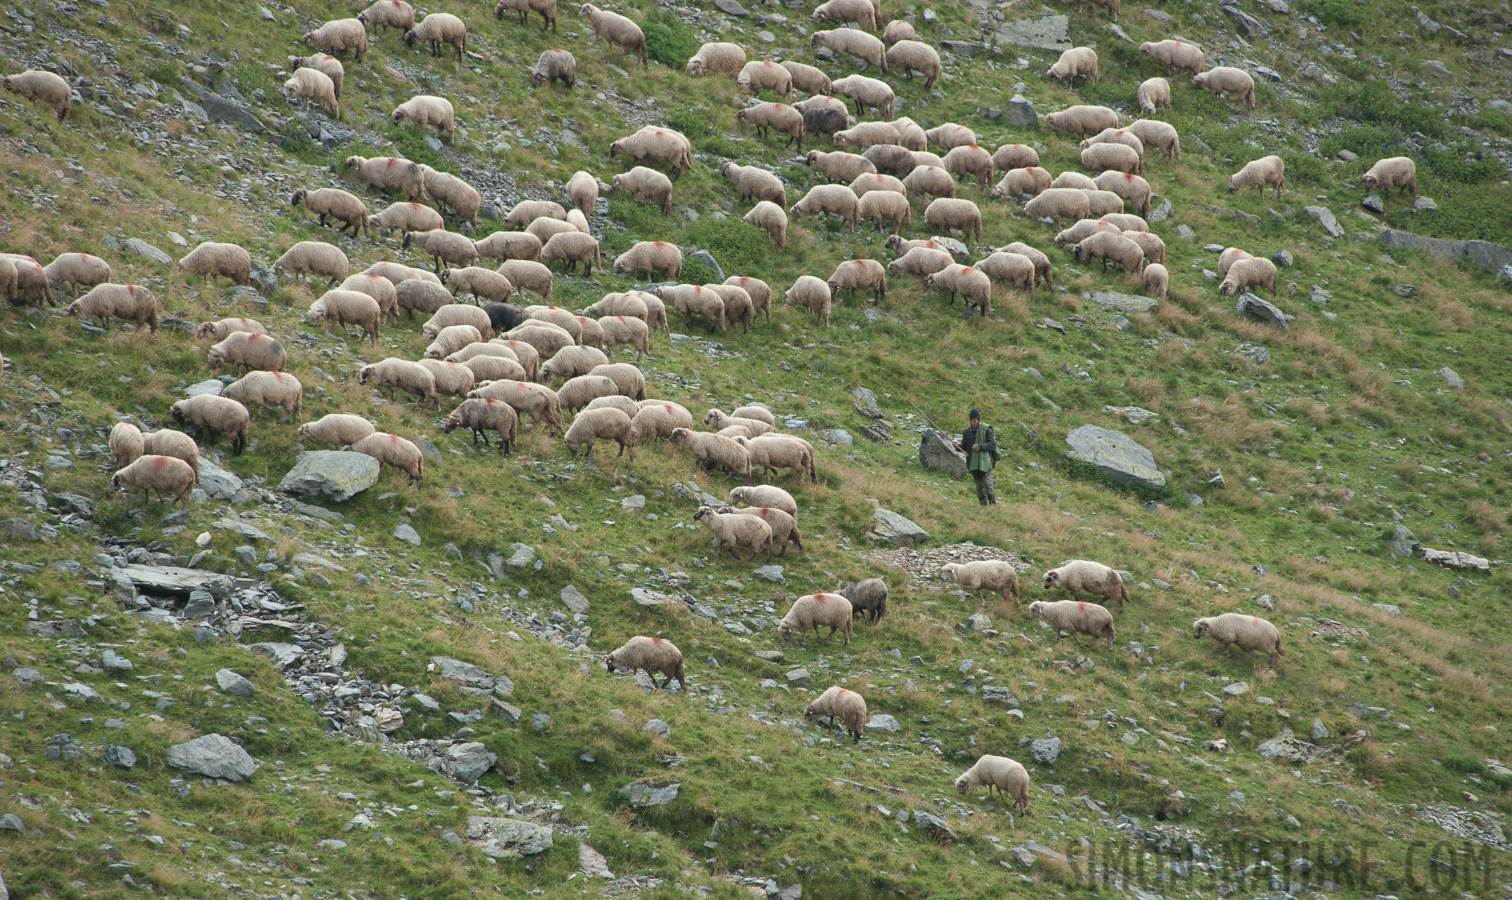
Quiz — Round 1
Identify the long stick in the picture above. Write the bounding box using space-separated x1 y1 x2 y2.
907 398 952 441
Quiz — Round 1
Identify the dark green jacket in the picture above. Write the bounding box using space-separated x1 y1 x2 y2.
959 423 998 473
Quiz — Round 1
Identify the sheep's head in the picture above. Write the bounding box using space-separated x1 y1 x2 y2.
169 403 187 425
1191 73 1206 87
289 189 306 206
604 651 619 673
693 506 714 524
685 60 703 77
391 109 404 123
1027 601 1044 616
401 28 417 46
954 773 971 793
668 427 689 445
1193 620 1211 638
111 472 123 490
1043 570 1062 589
1360 173 1379 189
358 365 373 384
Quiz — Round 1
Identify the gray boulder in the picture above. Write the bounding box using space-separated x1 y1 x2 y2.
466 816 554 857
560 584 591 615
123 237 174 266
1235 293 1291 329
1087 291 1157 315
1030 736 1062 765
919 430 967 477
197 459 244 500
216 669 256 697
994 14 1071 51
1303 206 1344 238
442 742 497 783
1003 94 1038 129
867 507 929 545
166 733 257 782
1065 425 1165 492
278 451 381 502
621 782 680 807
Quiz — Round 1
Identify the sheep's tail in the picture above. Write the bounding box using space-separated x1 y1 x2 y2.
1276 637 1285 657
1118 579 1130 604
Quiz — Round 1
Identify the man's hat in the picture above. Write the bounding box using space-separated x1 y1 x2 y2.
969 409 980 419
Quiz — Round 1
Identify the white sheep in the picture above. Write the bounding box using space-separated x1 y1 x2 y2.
291 188 368 239
307 290 382 342
531 49 576 87
992 143 1040 171
44 252 112 297
605 636 685 691
829 73 893 118
1228 155 1284 198
418 165 482 226
112 456 197 508
812 30 886 74
1047 46 1098 84
722 163 786 207
1137 77 1171 115
402 12 467 59
110 422 144 467
208 332 286 373
170 395 251 455
1142 263 1168 300
803 686 867 742
343 156 426 201
1043 105 1120 137
222 371 304 423
564 407 634 461
686 41 747 77
467 379 564 431
924 198 982 242
955 756 1030 814
404 229 479 272
1074 230 1144 274
992 166 1051 199
392 95 455 141
579 3 647 65
416 358 475 399
668 427 750 476
736 102 804 148
359 357 439 405
886 41 942 88
782 275 832 328
497 260 554 300
630 400 693 444
140 430 200 478
1093 171 1152 217
1139 39 1204 76
396 279 455 317
282 67 339 116
728 484 797 517
1126 120 1181 161
1193 66 1255 108
1122 230 1165 266
805 150 877 184
358 0 416 35
1361 157 1416 197
609 126 692 179
495 0 559 32
944 145 994 185
541 231 601 274
737 61 794 100
176 242 252 288
1042 560 1131 612
1081 142 1141 175
973 252 1035 293
778 593 854 646
347 432 424 484
904 165 956 200
304 18 368 59
1028 599 1116 650
275 241 348 286
298 414 376 447
694 505 773 561
3 69 71 119
1217 256 1278 301
1193 613 1285 668
65 283 159 332
1001 242 1053 288
837 578 887 623
882 19 916 45
886 246 954 277
782 61 831 95
445 398 519 453
475 231 544 263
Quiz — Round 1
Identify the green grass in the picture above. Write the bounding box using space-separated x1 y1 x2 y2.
2 0 1511 897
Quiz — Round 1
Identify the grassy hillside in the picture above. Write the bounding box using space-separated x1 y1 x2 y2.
1 0 1511 897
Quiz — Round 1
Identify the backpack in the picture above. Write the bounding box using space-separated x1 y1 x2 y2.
984 425 999 465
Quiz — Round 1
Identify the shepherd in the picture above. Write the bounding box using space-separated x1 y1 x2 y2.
953 408 998 506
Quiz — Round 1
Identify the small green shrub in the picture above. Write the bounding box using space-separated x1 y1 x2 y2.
1421 144 1503 184
1283 152 1328 186
682 216 772 276
387 126 445 170
1472 108 1512 139
278 124 323 165
643 16 698 69
145 61 180 89
1301 0 1366 29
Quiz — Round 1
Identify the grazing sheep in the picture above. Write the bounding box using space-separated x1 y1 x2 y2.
1098 212 1149 232
343 156 426 200
1125 119 1180 162
504 200 568 229
66 283 159 332
444 397 520 454
837 577 887 623
140 430 200 477
955 756 1030 814
924 198 982 242
467 379 564 431
274 241 348 286
299 414 376 447
1093 171 1152 217
704 409 776 436
860 146 916 181
1139 39 1204 75
778 593 854 646
802 105 849 142
497 260 554 300
586 395 642 417
486 339 542 380
1217 256 1279 301
1142 263 1168 300
722 501 805 557
658 284 726 333
717 277 769 325
541 231 601 275
1043 559 1130 612
348 432 424 484
686 41 747 77
805 150 877 184
342 274 399 324
460 353 526 382
426 324 486 361
1081 142 1141 175
0 257 17 303
791 184 861 232
442 266 513 304
3 69 71 119
208 332 286 373
884 237 947 257
1047 46 1098 84
826 258 888 303
795 96 847 113
605 636 685 691
358 0 416 34
417 166 482 226
721 163 786 208
1083 188 1127 218
728 484 796 516
833 121 901 150
403 12 467 58
891 117 929 152
992 144 1040 172
175 242 252 288
539 344 610 382
1193 66 1255 108
782 61 831 95
1193 613 1284 668
283 67 339 116
1029 599 1116 650
1361 157 1416 197
1121 230 1165 266
360 357 440 405
812 30 886 74
306 289 382 342
590 317 651 364
44 253 112 297
735 433 815 482
526 216 580 245
423 306 493 343
1049 172 1096 192
449 339 523 366
942 560 1020 603
668 427 750 476
886 41 942 88
991 166 1051 199
562 172 599 221
415 359 476 399
1228 155 1285 198
973 252 1035 293
531 49 576 87
813 0 876 31
170 395 251 455
804 686 867 742
304 18 368 59
829 73 894 120
495 0 558 31
882 19 916 44
110 422 144 467
112 456 196 508
630 400 693 443
196 317 267 342
1001 242 1053 288
580 3 647 64
944 145 994 185
857 190 911 233
223 371 303 423
737 101 805 148
508 321 575 358
2 256 50 307
1082 127 1146 154
291 188 368 238
612 242 682 283
396 279 455 317
1055 221 1120 253
556 374 620 411
605 167 676 217
475 230 543 263
609 126 692 179
887 246 954 277
564 407 634 461
929 264 992 317
393 95 454 141
782 275 833 328
1074 230 1144 274
737 61 795 100
902 165 955 200
1137 77 1171 115
1044 105 1120 137
404 229 479 272
366 261 440 286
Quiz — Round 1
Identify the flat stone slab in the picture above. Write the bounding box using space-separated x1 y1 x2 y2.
214 517 270 542
278 451 381 502
167 733 256 781
1236 293 1291 329
1419 547 1489 572
867 507 928 546
621 782 680 807
466 816 554 857
1065 425 1165 492
995 14 1071 51
1087 291 1158 315
560 584 591 614
197 459 244 501
115 564 234 598
919 430 967 478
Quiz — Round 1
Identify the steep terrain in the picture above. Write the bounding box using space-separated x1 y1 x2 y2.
1 0 1512 898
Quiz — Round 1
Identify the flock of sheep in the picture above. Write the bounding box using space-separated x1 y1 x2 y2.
0 0 1413 818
